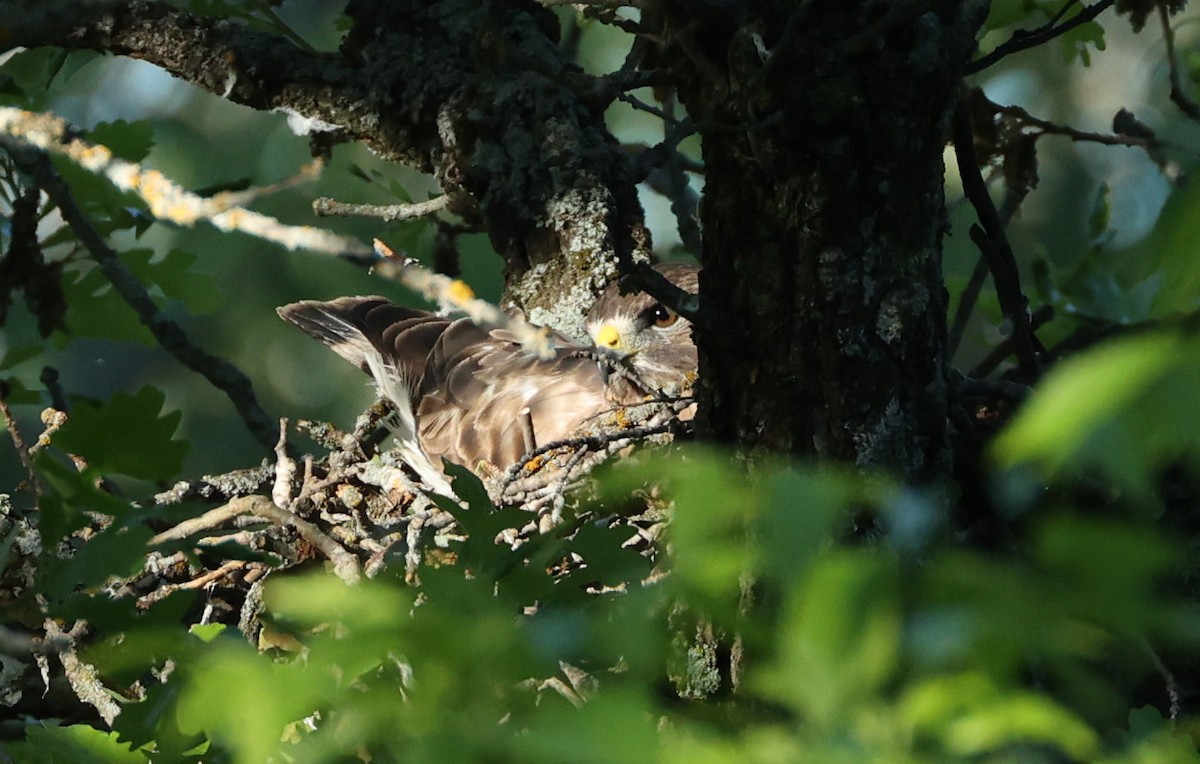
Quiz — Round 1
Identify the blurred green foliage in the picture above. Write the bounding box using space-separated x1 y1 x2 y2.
11 445 1200 762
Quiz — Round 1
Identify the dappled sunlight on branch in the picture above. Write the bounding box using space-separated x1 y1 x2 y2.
0 106 370 257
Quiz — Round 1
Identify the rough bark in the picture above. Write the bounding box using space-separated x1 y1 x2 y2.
14 0 651 339
653 0 988 480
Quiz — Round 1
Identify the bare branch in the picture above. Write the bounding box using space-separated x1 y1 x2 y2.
966 0 1116 74
951 93 1041 382
968 305 1056 378
137 560 252 608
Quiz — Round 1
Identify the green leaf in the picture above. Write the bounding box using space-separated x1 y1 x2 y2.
123 248 221 313
34 452 130 542
0 375 41 404
1059 20 1106 66
113 678 209 759
265 572 408 634
1088 182 1113 245
517 688 661 764
904 672 1100 760
56 264 154 346
1035 515 1178 634
1149 178 1200 313
991 333 1177 473
53 386 188 480
758 550 900 723
177 641 322 763
88 119 155 162
189 623 228 643
0 343 43 372
6 724 145 764
0 48 68 107
760 466 862 580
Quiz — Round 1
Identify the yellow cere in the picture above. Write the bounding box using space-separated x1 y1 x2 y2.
595 323 622 350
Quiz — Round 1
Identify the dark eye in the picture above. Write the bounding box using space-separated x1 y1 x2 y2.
650 304 678 328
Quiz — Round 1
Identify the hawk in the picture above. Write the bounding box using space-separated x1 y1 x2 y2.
278 263 699 491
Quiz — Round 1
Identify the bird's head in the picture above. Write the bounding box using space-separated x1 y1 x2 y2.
585 263 699 396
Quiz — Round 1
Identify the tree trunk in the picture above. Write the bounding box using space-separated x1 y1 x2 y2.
656 1 987 480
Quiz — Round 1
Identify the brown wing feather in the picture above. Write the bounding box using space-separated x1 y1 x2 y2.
416 322 616 468
277 296 450 385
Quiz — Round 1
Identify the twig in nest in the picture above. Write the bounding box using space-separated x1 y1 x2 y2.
496 399 692 513
137 560 252 608
148 496 264 545
273 418 297 507
44 619 120 727
245 495 361 585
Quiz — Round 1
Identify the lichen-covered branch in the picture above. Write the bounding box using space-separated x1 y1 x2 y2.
11 0 653 338
0 107 369 257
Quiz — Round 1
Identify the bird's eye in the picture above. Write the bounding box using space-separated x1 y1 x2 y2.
650 304 678 328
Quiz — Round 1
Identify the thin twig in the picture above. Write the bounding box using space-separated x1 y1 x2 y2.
1159 3 1200 122
312 194 451 222
966 0 1116 74
952 93 1041 382
1144 640 1181 722
968 305 1055 378
137 560 251 608
948 185 1028 361
7 148 280 451
0 385 38 494
519 408 537 455
153 463 275 506
617 94 683 127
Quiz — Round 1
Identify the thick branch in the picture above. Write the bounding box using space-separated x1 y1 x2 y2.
17 0 653 338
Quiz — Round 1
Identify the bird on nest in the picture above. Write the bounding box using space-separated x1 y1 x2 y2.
278 263 699 494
